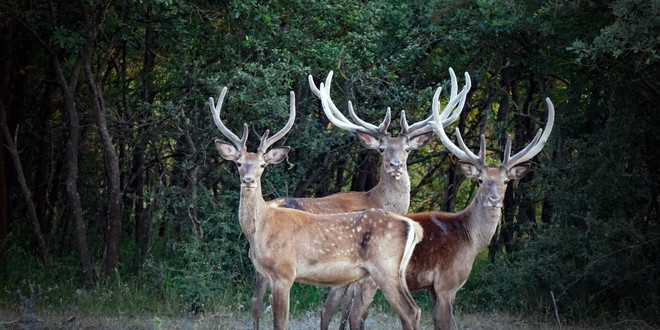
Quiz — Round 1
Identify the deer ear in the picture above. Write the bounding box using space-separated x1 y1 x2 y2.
215 140 240 161
507 164 531 180
408 131 434 150
264 146 290 164
355 131 380 150
458 162 480 178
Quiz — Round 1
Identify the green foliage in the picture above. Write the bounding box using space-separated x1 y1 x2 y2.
472 218 660 323
1 0 659 326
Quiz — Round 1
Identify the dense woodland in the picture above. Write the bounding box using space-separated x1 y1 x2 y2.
0 0 658 326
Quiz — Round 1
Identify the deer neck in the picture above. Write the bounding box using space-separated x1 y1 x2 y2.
369 167 411 214
462 195 502 251
238 184 268 240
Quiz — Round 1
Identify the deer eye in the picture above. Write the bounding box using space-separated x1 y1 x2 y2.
503 179 510 184
478 178 483 186
260 163 267 168
405 147 411 153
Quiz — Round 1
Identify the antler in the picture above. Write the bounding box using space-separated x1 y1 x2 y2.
501 97 555 170
309 71 391 137
428 68 487 167
258 91 296 153
209 87 248 150
431 121 487 168
401 68 472 137
210 87 296 152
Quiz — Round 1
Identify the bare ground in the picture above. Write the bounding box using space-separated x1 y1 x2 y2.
3 307 638 330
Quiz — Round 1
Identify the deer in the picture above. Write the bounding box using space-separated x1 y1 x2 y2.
241 68 470 329
209 87 424 330
335 90 555 329
270 69 466 214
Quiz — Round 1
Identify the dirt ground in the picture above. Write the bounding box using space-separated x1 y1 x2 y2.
1 307 626 330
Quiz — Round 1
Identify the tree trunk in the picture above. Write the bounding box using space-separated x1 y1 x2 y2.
0 103 49 267
180 109 202 238
34 67 56 237
133 4 155 268
51 48 96 283
84 61 122 279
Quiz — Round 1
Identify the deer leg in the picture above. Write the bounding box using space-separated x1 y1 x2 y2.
372 274 420 330
348 277 378 330
270 277 293 330
337 284 354 330
448 291 458 330
432 288 454 330
428 289 440 329
320 286 347 330
251 271 268 330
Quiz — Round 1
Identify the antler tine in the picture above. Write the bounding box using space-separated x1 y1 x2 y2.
347 102 391 135
454 128 485 166
429 80 483 167
438 69 472 127
210 87 248 149
311 72 369 134
309 72 354 126
311 71 388 136
402 110 432 136
376 69 473 138
502 97 555 169
258 91 296 153
400 110 410 134
317 82 366 134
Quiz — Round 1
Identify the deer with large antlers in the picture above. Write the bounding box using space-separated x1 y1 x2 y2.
210 87 424 330
273 72 437 214
336 92 555 329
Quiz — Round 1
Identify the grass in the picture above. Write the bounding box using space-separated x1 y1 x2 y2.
0 249 654 329
2 305 633 329
1 279 646 330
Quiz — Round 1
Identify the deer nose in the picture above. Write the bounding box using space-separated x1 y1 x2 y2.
242 176 255 185
488 196 501 206
390 160 402 169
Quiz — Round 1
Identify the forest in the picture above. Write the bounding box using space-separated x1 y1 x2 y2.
0 0 658 327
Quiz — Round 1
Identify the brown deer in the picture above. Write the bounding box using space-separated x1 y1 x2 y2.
271 69 467 214
337 93 555 330
209 87 424 330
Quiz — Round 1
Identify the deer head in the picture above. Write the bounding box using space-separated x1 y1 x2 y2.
308 69 470 181
429 95 555 208
210 87 295 190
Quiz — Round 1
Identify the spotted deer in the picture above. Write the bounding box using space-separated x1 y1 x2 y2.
209 87 424 330
338 92 555 329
